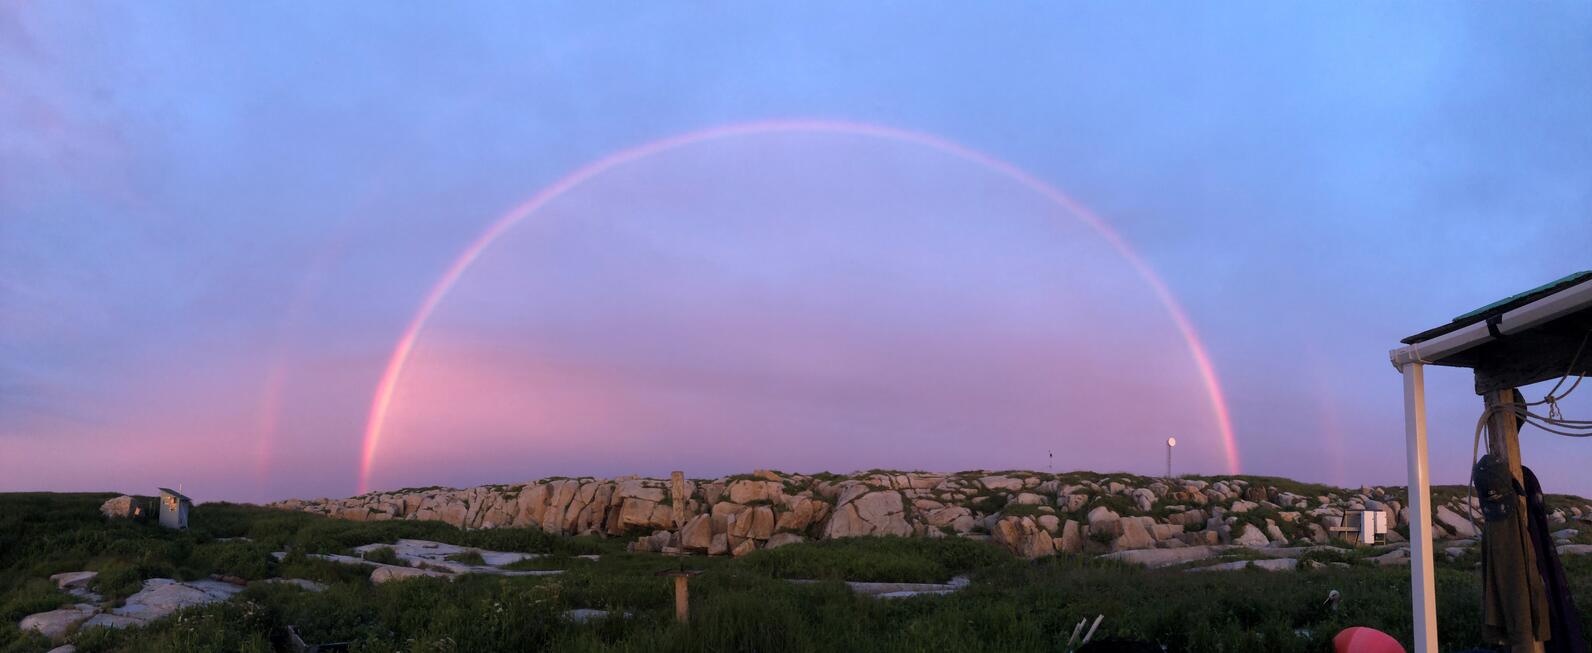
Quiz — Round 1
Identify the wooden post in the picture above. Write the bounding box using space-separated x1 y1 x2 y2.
1484 389 1527 486
655 568 701 625
671 471 687 528
1482 388 1547 653
673 575 689 623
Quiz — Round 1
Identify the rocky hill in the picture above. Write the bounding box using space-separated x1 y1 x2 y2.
270 470 1592 560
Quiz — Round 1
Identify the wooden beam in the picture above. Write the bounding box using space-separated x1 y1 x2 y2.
1473 330 1592 394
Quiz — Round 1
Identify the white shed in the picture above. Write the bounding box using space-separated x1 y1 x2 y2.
158 487 191 529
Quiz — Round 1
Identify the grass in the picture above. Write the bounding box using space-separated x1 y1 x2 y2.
4 491 1592 652
445 550 486 566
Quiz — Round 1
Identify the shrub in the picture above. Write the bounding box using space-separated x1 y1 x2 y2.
360 546 400 565
445 550 486 566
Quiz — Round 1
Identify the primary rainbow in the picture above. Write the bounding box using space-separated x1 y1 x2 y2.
357 119 1240 494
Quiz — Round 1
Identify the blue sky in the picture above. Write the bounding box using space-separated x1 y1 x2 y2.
3 3 1590 501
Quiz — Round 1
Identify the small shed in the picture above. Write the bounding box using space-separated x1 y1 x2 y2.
1390 271 1592 652
158 488 192 529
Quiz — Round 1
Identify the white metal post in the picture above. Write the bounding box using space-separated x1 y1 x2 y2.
1402 362 1438 653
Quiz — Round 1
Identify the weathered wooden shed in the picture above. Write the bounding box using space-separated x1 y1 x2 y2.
1390 271 1592 652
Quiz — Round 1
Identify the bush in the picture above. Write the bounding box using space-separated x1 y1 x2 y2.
360 546 400 565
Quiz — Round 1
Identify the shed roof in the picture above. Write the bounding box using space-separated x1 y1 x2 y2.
1391 271 1592 395
1402 271 1591 345
158 488 192 503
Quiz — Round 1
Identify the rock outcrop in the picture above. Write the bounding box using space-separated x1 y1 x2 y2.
272 470 1592 561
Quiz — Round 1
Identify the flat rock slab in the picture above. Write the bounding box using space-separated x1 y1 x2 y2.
281 539 566 577
563 609 632 623
103 579 244 625
1103 546 1231 568
253 578 329 592
1187 558 1298 572
1249 545 1350 559
1370 548 1410 566
19 604 97 640
82 614 146 630
1560 544 1592 556
371 566 449 584
788 576 969 597
353 539 541 570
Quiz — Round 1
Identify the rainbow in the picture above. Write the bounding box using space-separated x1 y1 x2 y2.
357 119 1239 493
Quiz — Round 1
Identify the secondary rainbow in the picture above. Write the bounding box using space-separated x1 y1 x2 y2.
357 119 1240 493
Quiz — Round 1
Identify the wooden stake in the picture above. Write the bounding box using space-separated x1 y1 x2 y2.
673 575 689 624
656 568 701 625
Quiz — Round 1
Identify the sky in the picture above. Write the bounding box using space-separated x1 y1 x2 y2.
3 3 1591 503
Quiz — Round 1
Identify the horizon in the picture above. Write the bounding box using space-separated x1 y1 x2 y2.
4 4 1592 503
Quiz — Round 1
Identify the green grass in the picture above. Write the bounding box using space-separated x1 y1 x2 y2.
737 536 1009 583
444 550 486 566
5 491 1592 653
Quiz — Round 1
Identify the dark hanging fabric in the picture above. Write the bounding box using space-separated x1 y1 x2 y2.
1475 453 1552 647
1522 466 1588 653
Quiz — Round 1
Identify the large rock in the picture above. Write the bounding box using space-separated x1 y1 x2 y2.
1087 506 1120 526
1233 524 1270 547
1131 488 1156 512
615 498 660 531
1166 509 1206 527
20 605 96 641
979 476 1024 493
1436 506 1480 538
678 514 713 551
730 538 757 557
749 506 776 540
49 571 97 590
776 497 821 532
371 566 447 584
727 480 783 505
822 491 911 538
1056 520 1083 553
99 496 137 519
1112 518 1156 552
924 506 974 531
1370 548 1410 566
616 479 666 503
992 517 1054 559
765 533 805 549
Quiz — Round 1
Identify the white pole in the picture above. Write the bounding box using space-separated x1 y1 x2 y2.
1402 362 1438 653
